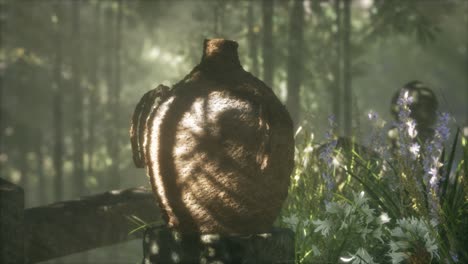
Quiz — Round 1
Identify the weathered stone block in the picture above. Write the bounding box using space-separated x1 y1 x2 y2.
0 178 25 264
142 226 295 264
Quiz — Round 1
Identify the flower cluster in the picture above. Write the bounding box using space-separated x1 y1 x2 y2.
390 89 430 203
395 89 421 161
282 90 465 263
422 112 451 223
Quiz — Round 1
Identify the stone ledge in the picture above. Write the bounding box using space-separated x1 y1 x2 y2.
142 226 295 264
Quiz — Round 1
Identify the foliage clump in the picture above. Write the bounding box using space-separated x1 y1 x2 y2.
281 90 467 263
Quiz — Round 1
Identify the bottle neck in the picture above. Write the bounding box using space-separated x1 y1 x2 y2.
199 39 242 71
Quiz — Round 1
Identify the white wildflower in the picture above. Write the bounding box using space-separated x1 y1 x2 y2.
409 143 420 159
379 213 391 224
406 120 418 139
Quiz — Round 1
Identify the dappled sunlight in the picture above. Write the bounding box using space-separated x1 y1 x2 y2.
142 44 186 78
147 87 286 233
1 0 467 263
133 39 295 235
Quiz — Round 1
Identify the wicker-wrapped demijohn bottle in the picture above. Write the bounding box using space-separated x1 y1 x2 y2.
130 39 294 234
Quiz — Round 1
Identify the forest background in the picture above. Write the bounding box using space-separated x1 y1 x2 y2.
0 0 467 263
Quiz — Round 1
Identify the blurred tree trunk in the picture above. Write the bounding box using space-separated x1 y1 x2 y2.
0 0 14 180
53 0 64 201
262 0 274 87
343 0 352 137
353 93 361 136
87 2 101 180
219 1 225 37
0 1 3 173
213 1 219 35
19 142 29 206
247 0 259 76
105 0 122 190
36 132 45 205
71 1 84 198
105 5 114 190
110 0 122 189
213 0 225 37
334 0 342 134
466 2 468 129
286 0 304 127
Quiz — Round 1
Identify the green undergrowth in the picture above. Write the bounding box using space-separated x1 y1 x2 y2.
280 114 467 264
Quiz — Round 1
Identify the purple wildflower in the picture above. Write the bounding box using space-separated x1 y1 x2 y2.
320 115 338 168
321 172 335 203
364 110 385 154
376 122 392 161
422 112 451 224
396 89 413 123
319 139 337 169
393 89 420 161
434 112 450 142
319 115 338 204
